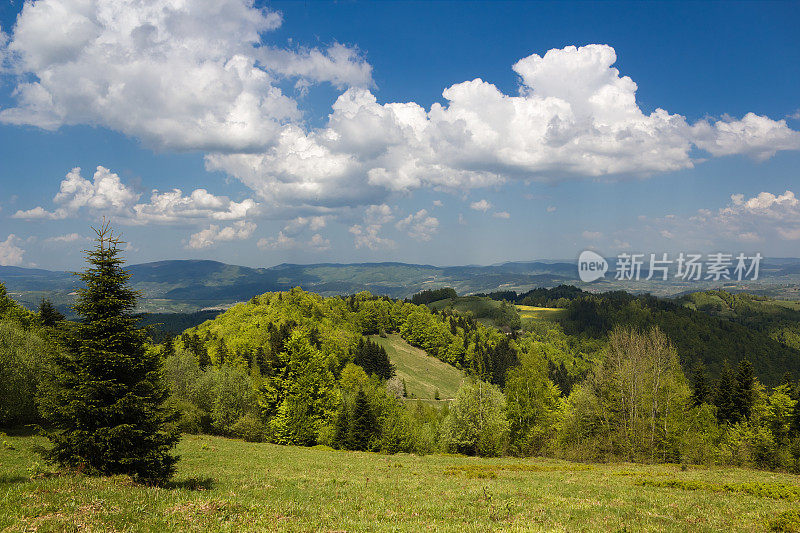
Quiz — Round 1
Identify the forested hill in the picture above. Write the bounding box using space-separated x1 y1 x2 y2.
484 286 800 385
177 288 517 388
678 290 800 352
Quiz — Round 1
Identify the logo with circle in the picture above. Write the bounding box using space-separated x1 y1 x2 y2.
578 250 608 282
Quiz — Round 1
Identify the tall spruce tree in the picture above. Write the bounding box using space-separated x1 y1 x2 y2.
690 364 711 406
714 362 736 424
41 221 178 483
348 389 375 451
733 359 756 422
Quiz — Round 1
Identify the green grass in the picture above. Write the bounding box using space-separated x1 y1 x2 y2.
515 305 567 322
2 433 800 532
369 334 464 400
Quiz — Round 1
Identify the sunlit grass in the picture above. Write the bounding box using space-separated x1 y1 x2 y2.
516 305 567 322
2 433 799 532
369 333 464 399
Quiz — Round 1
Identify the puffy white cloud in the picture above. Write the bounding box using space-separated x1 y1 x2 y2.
396 209 439 241
204 124 387 210
13 165 258 224
132 188 258 224
1 0 371 152
349 204 395 250
188 220 256 249
208 44 799 212
349 224 394 250
257 230 295 250
258 42 373 90
3 5 798 220
44 232 86 243
470 199 492 212
282 215 327 236
14 166 139 219
691 113 800 161
432 200 443 207
582 231 603 240
257 230 330 251
546 206 557 213
493 211 510 219
308 233 331 251
634 190 800 249
0 234 25 265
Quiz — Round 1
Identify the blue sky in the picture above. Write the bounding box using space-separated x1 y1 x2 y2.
0 0 798 270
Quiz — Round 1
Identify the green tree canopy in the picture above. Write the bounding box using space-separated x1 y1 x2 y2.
40 221 179 483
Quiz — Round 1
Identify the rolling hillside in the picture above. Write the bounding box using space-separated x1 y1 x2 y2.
5 258 800 315
368 334 465 400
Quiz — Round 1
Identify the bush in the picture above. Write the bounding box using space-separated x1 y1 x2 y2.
230 414 266 442
167 397 206 434
440 380 509 457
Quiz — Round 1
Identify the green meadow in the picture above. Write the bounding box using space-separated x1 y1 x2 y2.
2 432 800 532
369 333 464 399
515 305 568 323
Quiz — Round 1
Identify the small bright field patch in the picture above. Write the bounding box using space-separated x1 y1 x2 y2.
516 305 567 322
2 433 799 532
369 334 464 399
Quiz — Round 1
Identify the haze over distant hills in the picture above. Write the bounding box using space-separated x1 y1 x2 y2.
3 258 800 314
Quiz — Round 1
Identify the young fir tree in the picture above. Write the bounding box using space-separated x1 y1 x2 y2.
38 298 65 327
348 389 375 451
41 221 178 483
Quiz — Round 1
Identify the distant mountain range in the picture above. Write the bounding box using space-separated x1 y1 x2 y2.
3 258 800 314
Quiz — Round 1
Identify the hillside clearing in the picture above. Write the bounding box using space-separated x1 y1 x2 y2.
516 305 567 322
2 433 798 532
369 333 464 399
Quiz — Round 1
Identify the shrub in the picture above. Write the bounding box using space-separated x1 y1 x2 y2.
230 414 266 442
440 380 509 457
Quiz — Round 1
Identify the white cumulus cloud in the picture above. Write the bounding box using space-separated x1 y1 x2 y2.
631 190 800 250
349 204 395 250
207 44 800 212
396 209 439 241
132 188 258 224
0 234 25 265
188 221 256 249
14 166 139 219
14 166 258 225
470 199 492 212
0 0 371 152
44 232 86 243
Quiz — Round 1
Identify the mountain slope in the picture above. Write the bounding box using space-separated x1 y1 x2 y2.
369 334 465 399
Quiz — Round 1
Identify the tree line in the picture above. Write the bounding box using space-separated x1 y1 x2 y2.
4 239 800 485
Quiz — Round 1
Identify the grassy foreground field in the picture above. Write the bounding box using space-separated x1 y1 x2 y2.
369 334 464 400
2 433 800 532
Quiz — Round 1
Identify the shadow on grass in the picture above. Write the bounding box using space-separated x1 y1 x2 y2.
167 476 215 491
0 425 42 437
0 475 29 485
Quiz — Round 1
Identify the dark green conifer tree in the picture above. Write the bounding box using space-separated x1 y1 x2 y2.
733 359 756 422
714 362 736 424
690 364 711 406
38 298 65 327
348 389 375 451
333 402 351 449
41 221 178 483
